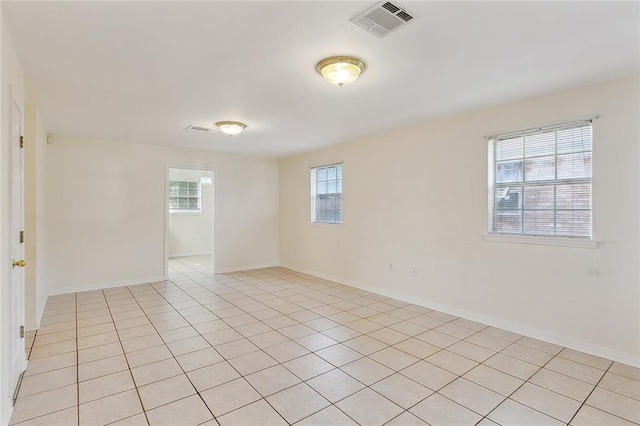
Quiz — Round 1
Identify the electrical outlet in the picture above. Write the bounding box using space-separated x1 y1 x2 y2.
388 262 395 272
410 266 417 276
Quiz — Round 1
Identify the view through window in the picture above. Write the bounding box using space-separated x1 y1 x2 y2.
311 163 343 224
489 122 593 238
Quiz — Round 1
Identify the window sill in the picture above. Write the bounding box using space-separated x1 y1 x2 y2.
483 233 598 249
169 210 203 215
311 222 344 229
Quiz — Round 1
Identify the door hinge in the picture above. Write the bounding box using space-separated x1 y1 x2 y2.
20 231 24 244
20 326 24 338
20 136 23 148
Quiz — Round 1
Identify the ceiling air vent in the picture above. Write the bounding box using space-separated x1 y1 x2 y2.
350 1 416 38
381 2 400 14
185 124 213 132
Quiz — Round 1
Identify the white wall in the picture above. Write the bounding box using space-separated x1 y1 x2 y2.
33 109 47 328
23 103 35 331
168 168 214 258
40 136 279 295
0 16 25 426
23 101 48 331
280 75 640 366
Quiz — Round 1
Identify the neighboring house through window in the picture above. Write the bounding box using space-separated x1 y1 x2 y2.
488 121 593 238
311 163 343 224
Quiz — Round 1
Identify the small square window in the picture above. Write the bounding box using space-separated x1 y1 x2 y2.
169 180 201 213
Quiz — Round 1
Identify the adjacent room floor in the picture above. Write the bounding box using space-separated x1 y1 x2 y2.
11 256 639 425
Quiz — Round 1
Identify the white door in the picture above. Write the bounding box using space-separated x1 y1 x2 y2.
9 98 26 403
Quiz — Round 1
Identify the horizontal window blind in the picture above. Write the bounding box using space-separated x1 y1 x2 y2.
488 121 592 238
311 163 343 224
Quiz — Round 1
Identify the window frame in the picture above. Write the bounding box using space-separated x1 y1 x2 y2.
310 162 343 226
169 180 202 214
486 120 597 247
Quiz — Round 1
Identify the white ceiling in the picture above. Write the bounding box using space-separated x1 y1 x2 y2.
4 1 638 158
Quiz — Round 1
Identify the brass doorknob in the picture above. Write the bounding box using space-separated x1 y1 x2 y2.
12 259 26 268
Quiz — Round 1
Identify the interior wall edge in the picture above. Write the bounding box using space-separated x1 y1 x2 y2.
34 291 47 328
280 262 640 368
26 298 47 332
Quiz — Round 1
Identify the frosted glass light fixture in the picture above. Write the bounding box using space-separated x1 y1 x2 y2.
216 121 246 135
316 56 366 87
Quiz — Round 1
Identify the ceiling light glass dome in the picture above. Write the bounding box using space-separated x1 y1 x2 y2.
316 56 366 87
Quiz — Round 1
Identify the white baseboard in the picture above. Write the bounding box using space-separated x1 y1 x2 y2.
280 263 640 368
216 263 280 274
48 276 168 296
46 262 276 297
168 252 212 258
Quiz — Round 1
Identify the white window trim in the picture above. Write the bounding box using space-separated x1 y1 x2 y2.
487 119 595 242
483 233 598 248
170 210 203 215
310 222 344 229
310 162 344 226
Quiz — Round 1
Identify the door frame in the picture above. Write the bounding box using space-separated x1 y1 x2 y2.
164 165 216 278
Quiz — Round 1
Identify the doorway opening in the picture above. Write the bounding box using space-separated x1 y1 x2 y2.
165 167 215 277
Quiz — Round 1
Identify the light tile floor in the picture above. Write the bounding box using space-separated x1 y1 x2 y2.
11 255 640 425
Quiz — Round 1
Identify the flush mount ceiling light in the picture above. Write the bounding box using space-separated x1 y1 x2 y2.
215 121 246 136
316 56 366 87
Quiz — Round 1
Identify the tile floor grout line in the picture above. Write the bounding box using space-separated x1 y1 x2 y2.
171 262 636 424
11 300 78 425
557 370 640 402
102 288 152 425
169 262 526 424
166 262 358 426
165 263 342 421
172 260 470 367
145 273 290 425
167 261 470 425
15 259 639 426
478 343 578 425
127 280 227 423
565 361 613 425
268 273 451 425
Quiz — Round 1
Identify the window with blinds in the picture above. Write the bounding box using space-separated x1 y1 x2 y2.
169 180 201 213
488 121 592 238
311 163 343 224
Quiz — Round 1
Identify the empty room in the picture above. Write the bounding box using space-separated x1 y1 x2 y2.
0 1 638 425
